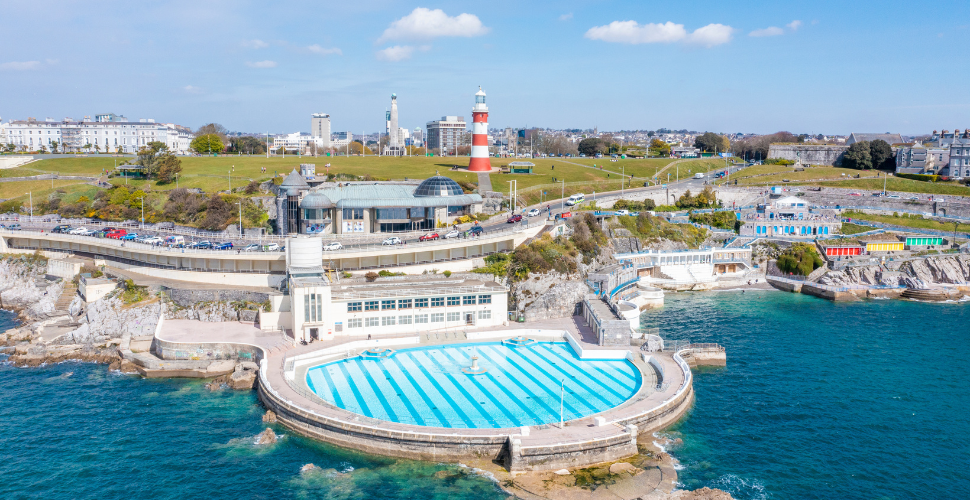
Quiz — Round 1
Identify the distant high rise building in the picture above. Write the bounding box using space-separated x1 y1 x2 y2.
311 113 331 148
426 116 466 153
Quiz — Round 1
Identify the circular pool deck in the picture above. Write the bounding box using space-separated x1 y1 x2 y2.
258 326 694 471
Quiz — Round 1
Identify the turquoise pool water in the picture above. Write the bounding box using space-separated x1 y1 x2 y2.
305 342 642 428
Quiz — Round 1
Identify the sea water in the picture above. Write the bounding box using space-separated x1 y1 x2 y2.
2 292 969 499
642 290 970 500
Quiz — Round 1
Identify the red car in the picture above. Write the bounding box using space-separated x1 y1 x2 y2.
507 214 523 223
418 232 439 241
107 229 127 239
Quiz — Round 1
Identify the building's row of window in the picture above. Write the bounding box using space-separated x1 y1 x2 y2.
347 310 491 328
304 293 324 322
755 225 830 235
347 295 491 312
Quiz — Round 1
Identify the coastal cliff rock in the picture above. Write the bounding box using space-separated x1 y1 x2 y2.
255 428 278 445
513 273 587 321
818 255 970 290
0 257 62 320
166 301 244 322
669 487 736 500
52 297 161 345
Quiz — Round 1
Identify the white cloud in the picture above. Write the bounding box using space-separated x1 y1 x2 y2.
787 20 802 31
242 39 269 49
376 45 415 61
584 21 687 44
182 85 203 94
560 13 573 21
378 8 489 42
0 60 42 70
749 26 784 37
307 44 342 56
686 24 734 47
585 21 732 47
246 60 277 68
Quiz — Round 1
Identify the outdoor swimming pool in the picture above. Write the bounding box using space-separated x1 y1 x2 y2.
305 342 642 429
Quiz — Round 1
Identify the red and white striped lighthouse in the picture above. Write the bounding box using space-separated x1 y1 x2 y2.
468 86 492 172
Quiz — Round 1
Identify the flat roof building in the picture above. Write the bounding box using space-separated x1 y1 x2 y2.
426 116 466 154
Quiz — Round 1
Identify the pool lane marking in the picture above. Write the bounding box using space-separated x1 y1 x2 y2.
511 346 615 413
307 367 344 408
351 359 401 423
374 359 428 426
467 347 548 424
474 346 563 423
415 350 498 427
413 350 496 428
482 345 595 417
335 360 375 418
541 343 639 385
534 344 637 399
390 353 468 428
436 348 525 428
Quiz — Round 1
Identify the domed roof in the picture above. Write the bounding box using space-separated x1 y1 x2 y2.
413 176 464 197
280 169 310 196
300 191 334 209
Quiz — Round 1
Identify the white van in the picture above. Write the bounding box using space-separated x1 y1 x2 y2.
565 193 585 206
165 235 185 247
694 172 704 179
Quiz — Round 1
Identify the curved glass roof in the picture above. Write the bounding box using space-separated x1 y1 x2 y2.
413 176 464 197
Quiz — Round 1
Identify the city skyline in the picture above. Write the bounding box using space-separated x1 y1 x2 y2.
2 0 969 135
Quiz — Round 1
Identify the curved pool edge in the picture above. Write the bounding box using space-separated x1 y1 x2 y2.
257 340 696 472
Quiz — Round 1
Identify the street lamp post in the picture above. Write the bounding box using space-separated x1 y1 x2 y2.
621 166 625 196
26 192 32 218
560 179 566 212
237 201 243 238
140 196 144 228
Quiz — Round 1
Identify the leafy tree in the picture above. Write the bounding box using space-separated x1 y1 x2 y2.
4 143 15 153
842 141 873 170
136 141 169 177
648 138 671 157
93 144 101 153
244 180 260 194
226 135 266 154
577 138 605 156
200 194 232 230
730 131 799 161
694 132 729 153
50 141 59 153
869 139 894 170
191 134 224 154
194 123 228 144
83 143 92 152
156 154 182 183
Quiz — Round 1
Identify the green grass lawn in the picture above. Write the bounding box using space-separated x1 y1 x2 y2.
797 177 970 196
0 156 120 178
839 222 874 235
843 210 970 233
0 179 90 199
734 166 876 185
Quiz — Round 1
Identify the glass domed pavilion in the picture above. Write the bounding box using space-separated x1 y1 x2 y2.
286 174 484 235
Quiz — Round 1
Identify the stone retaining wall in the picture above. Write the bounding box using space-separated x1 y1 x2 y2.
152 337 264 362
767 145 847 166
166 288 271 308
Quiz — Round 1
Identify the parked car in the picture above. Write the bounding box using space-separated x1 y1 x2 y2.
630 212 640 217
909 196 919 201
262 243 280 251
419 232 439 242
214 242 233 250
121 233 139 241
507 214 523 223
107 229 127 239
886 195 900 199
52 225 71 234
75 228 96 236
444 229 460 239
242 243 261 252
323 241 343 251
143 236 164 245
527 208 540 217
466 225 485 237
848 192 862 196
165 235 184 247
615 210 630 216
7 223 22 230
382 237 402 246
68 227 88 235
196 240 212 249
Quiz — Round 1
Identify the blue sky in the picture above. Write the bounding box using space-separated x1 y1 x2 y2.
2 0 969 135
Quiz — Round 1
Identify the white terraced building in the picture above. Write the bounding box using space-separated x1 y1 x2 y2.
265 237 509 342
614 247 753 289
2 113 192 154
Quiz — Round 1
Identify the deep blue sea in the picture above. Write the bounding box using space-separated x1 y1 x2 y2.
642 290 970 500
1 291 968 499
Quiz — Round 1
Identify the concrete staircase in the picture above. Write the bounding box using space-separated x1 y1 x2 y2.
54 283 78 312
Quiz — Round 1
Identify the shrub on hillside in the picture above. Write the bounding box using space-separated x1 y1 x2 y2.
776 243 823 276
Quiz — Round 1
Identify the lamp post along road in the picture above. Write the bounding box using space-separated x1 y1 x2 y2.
27 192 32 218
